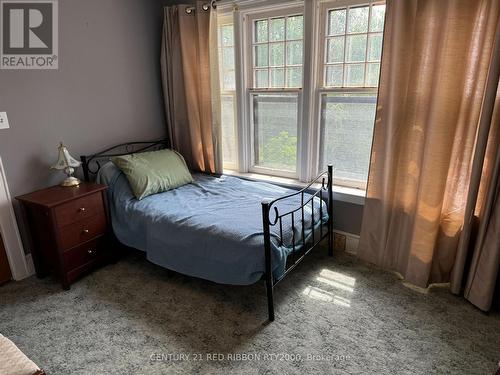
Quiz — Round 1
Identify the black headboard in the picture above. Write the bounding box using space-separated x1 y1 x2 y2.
80 139 169 181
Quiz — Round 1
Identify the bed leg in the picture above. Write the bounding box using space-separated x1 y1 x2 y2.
328 165 334 257
266 275 275 322
262 200 275 321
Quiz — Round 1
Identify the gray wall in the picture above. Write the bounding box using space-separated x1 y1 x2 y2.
0 0 167 253
0 0 167 199
334 201 363 235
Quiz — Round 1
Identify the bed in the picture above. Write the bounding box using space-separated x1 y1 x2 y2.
81 140 333 321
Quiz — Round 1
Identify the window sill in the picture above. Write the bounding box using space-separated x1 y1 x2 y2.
223 170 366 205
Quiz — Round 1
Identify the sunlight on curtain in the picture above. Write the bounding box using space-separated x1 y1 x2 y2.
358 0 500 311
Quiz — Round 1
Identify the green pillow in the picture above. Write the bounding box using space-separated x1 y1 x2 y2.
111 149 193 200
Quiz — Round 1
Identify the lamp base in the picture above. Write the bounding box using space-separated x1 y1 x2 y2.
60 176 81 187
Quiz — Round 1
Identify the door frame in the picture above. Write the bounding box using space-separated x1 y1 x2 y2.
0 156 32 280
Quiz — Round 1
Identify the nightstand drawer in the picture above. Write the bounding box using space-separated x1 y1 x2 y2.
55 192 104 227
63 237 106 271
59 213 107 250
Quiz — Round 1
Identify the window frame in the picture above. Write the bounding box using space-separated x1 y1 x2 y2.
248 90 303 178
217 16 238 171
224 0 384 190
244 5 305 179
316 89 378 188
313 0 383 189
320 1 384 88
249 12 304 89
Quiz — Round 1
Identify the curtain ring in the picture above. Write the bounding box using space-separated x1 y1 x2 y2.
185 2 214 14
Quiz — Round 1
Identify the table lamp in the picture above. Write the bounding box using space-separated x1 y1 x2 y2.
51 142 82 187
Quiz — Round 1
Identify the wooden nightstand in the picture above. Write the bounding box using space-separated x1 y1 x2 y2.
16 182 112 289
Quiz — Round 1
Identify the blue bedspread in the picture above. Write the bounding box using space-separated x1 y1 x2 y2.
98 163 329 285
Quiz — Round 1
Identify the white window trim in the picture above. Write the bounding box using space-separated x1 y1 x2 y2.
217 15 239 171
303 0 321 182
227 0 383 191
233 6 249 173
224 169 366 205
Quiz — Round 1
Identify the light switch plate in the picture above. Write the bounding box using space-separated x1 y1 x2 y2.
0 112 9 129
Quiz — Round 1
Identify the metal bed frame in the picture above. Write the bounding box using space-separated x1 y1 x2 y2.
80 140 333 321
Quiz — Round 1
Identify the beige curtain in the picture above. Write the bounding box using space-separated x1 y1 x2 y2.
358 0 500 311
160 2 222 174
455 83 500 311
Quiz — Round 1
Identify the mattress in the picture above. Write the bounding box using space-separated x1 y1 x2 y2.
97 162 329 285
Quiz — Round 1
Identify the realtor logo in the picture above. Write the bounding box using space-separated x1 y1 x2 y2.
0 0 58 69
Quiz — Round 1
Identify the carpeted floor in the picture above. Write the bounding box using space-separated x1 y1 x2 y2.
0 246 499 375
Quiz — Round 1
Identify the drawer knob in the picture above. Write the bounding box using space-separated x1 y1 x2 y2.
78 207 86 212
82 229 89 234
87 249 95 255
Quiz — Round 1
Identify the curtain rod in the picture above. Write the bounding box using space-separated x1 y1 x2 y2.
185 0 217 14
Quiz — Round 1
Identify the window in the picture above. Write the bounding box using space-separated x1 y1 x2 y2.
247 9 304 177
320 93 377 183
253 93 299 171
318 2 385 188
217 20 238 170
251 15 304 88
323 4 385 87
218 0 385 189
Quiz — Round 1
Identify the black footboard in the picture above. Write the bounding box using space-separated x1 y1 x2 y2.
262 165 333 321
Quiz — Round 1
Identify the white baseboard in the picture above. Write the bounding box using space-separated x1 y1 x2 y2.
333 229 359 255
25 254 35 277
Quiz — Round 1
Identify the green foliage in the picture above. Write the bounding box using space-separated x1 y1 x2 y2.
259 131 297 170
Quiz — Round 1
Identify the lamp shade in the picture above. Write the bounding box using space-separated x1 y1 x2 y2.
51 143 81 170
